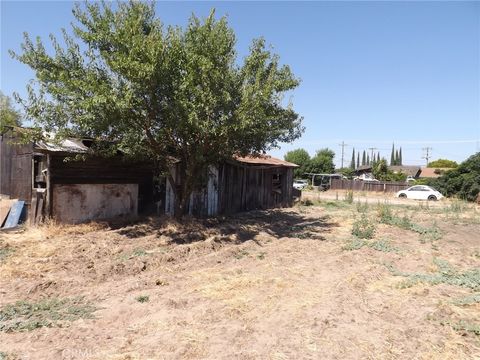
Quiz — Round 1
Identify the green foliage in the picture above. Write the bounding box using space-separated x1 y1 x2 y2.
307 148 335 174
372 159 407 181
387 258 480 291
338 167 355 179
135 295 150 303
450 321 480 336
284 148 310 178
342 238 399 252
0 246 14 263
355 200 369 213
0 297 96 332
344 190 354 204
431 153 480 202
377 206 442 243
11 2 303 217
452 293 480 306
0 92 22 133
351 214 376 239
428 159 458 168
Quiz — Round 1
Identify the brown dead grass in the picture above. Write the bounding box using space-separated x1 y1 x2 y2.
0 202 479 359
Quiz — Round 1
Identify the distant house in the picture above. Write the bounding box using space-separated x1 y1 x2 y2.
388 166 421 178
419 167 452 178
1 130 298 224
354 165 373 176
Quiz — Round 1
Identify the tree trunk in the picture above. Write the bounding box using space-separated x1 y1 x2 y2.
171 161 195 219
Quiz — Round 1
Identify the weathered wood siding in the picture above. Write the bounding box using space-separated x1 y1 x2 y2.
0 134 33 203
165 162 295 217
330 179 409 193
218 163 294 215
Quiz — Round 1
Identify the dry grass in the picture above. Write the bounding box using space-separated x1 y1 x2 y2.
0 201 479 359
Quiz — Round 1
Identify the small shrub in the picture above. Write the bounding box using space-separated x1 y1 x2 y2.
369 239 399 253
342 238 399 253
344 190 354 204
355 201 369 213
386 259 480 291
452 293 480 306
0 297 96 332
342 238 367 251
135 295 149 303
377 203 393 223
450 321 480 336
299 198 314 206
233 249 249 260
351 214 376 239
256 252 266 260
0 246 14 262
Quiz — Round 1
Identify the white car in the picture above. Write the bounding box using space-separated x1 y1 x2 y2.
396 185 444 201
293 179 308 190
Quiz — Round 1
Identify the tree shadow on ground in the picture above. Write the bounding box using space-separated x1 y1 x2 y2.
108 209 338 245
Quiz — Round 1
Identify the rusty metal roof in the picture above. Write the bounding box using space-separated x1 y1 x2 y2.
419 167 452 178
34 138 90 153
234 155 298 167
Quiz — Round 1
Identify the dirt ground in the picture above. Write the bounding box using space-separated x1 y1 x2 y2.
0 197 479 359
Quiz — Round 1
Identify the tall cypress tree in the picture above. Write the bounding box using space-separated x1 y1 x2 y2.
350 148 356 169
399 147 403 165
390 143 395 166
357 152 360 169
367 154 370 166
362 150 366 166
395 149 399 165
377 151 380 163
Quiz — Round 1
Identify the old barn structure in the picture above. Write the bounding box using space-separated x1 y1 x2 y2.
0 132 154 224
165 155 298 216
1 131 298 224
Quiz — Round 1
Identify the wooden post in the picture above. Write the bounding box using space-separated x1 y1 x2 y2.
45 154 52 219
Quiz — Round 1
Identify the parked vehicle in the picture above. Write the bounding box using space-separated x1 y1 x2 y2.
406 176 416 183
353 173 379 182
396 185 444 201
293 179 309 190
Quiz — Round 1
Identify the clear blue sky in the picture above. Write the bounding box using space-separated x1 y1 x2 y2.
1 1 479 167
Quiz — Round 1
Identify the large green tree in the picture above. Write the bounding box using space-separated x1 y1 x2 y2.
0 92 22 133
11 2 303 217
284 148 310 178
307 148 335 174
432 153 480 201
427 159 458 168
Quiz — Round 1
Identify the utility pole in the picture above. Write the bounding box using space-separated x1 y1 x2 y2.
339 141 348 169
422 147 432 166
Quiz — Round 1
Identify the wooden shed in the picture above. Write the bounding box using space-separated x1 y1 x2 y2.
165 155 298 216
0 132 155 224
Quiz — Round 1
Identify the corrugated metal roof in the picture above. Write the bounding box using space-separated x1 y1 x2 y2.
34 138 90 153
234 155 298 167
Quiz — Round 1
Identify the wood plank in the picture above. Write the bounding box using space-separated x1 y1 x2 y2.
30 194 38 226
3 200 25 229
36 196 44 224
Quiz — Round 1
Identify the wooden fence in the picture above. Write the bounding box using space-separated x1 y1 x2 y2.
330 179 409 193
